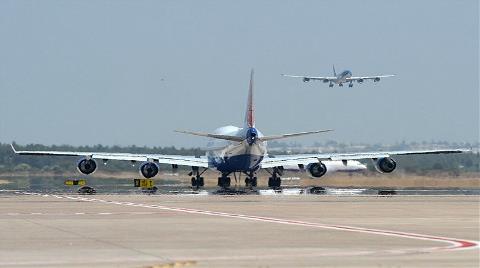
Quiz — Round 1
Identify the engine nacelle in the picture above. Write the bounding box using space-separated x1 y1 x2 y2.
374 77 380 82
357 79 364 83
303 77 310 82
374 157 396 173
306 162 327 178
139 162 159 178
77 158 97 175
323 79 329 83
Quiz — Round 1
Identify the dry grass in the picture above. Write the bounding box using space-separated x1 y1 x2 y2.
1 171 479 188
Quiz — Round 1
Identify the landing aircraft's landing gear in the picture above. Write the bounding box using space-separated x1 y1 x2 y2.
329 83 334 88
339 83 343 87
349 82 353 88
218 174 231 188
244 171 258 189
189 167 207 190
267 167 283 189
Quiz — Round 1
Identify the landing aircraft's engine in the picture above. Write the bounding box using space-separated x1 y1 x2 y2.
303 77 310 82
77 158 97 175
139 162 159 178
306 162 327 178
374 157 396 173
357 79 364 83
374 77 381 82
323 79 329 83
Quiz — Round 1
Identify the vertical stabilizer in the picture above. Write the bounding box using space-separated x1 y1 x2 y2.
244 69 255 128
333 64 337 77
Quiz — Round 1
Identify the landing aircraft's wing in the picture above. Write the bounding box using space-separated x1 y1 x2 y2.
10 144 209 167
346 74 395 82
260 149 468 168
281 74 336 81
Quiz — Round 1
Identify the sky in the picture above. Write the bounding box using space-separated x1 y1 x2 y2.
0 0 478 147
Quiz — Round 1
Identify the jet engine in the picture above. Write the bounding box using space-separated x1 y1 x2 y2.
374 157 396 173
139 162 159 178
374 77 381 82
323 79 329 83
303 77 310 82
306 162 327 178
77 158 97 175
357 79 364 83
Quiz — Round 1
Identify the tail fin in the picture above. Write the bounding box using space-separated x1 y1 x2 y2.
333 64 337 77
244 69 255 128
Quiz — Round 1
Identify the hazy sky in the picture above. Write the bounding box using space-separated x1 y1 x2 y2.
0 0 478 147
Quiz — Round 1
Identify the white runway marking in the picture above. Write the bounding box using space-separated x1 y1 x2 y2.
19 192 479 254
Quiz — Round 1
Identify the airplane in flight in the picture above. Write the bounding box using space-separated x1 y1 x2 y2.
11 70 465 189
282 65 395 87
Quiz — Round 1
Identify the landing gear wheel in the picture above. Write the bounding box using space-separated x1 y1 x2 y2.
218 176 231 188
268 177 274 188
245 176 257 189
268 177 281 189
191 176 204 189
251 177 257 187
197 177 204 187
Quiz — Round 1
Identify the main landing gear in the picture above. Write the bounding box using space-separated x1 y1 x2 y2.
244 171 257 189
267 167 283 189
218 171 257 190
190 167 207 190
217 174 231 188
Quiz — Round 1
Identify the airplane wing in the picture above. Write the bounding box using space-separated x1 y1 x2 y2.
260 149 468 168
281 74 336 81
10 144 209 167
347 74 395 82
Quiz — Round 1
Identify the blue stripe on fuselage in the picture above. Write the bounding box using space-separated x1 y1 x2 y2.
210 154 264 173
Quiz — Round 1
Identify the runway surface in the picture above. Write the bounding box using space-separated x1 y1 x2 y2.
0 192 478 267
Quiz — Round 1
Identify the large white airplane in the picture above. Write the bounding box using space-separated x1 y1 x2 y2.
282 65 395 87
11 70 465 189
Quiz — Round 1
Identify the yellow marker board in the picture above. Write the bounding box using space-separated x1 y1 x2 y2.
64 179 86 186
134 179 154 188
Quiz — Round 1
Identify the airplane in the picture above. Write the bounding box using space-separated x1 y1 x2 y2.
281 65 395 87
11 70 466 189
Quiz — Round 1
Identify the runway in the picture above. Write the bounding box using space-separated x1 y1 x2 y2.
0 192 478 267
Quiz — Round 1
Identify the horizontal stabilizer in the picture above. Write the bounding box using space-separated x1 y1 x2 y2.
259 129 333 141
174 130 244 142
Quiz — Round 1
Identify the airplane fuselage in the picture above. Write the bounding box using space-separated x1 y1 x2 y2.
206 126 267 173
333 70 352 84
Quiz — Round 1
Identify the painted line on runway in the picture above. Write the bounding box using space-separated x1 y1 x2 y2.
20 192 479 254
2 211 168 216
